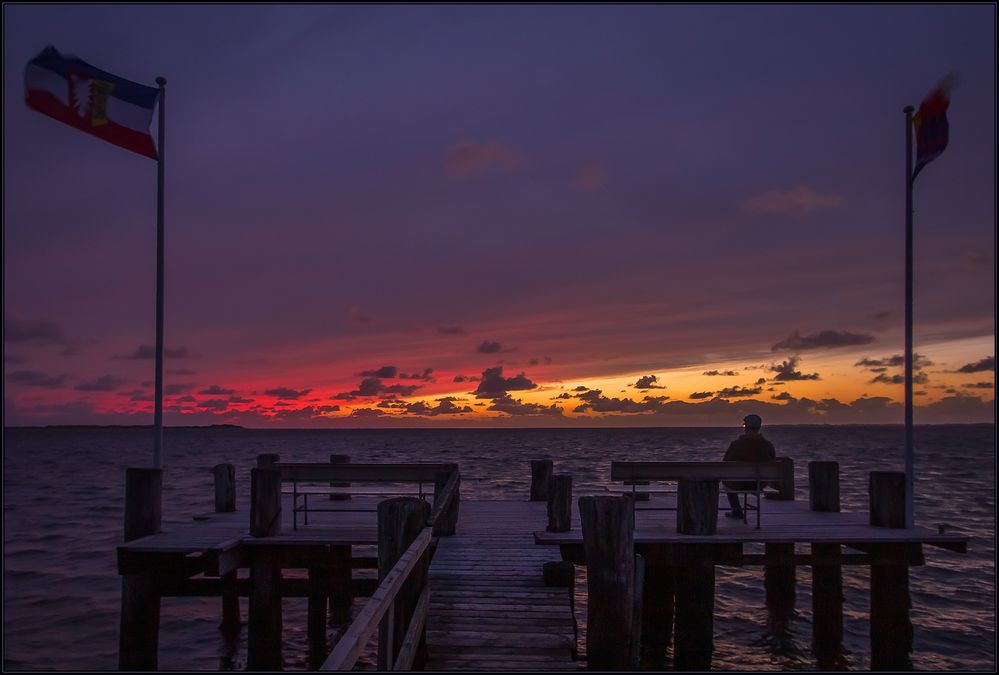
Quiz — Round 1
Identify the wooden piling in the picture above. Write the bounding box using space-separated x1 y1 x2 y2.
330 454 351 500
257 453 280 469
248 468 282 671
869 471 906 528
676 478 719 535
119 468 163 671
631 553 645 669
433 470 460 536
213 463 240 630
378 498 431 671
764 542 796 647
776 456 795 500
809 461 842 665
308 546 331 670
673 545 715 671
868 473 913 670
530 459 554 501
640 549 674 667
578 495 635 670
547 474 573 532
329 545 353 624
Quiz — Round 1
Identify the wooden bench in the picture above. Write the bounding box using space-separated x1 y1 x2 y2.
610 460 793 529
273 462 458 530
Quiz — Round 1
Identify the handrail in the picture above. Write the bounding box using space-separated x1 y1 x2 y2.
321 527 433 671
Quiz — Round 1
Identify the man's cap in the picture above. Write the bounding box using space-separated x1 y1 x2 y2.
743 414 763 428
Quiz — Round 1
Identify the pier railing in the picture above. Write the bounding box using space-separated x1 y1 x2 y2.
321 466 460 671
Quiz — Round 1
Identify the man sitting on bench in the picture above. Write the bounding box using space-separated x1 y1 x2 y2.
722 414 776 519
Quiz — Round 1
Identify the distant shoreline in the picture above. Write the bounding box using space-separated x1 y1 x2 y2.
3 422 993 431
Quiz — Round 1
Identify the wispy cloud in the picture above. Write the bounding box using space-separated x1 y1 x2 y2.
444 140 523 179
742 185 843 215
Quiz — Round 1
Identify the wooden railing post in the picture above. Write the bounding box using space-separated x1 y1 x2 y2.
248 468 282 671
547 474 572 532
257 453 280 469
809 461 843 667
579 495 635 670
213 463 240 631
377 498 431 671
330 454 351 500
868 471 913 670
530 459 554 501
119 468 162 671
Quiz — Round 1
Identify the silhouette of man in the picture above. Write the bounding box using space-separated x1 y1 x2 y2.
722 413 776 518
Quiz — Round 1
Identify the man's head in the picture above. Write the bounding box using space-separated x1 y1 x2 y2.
743 414 763 432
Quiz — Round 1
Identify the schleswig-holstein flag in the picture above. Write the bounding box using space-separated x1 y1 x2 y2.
24 45 160 160
912 71 957 181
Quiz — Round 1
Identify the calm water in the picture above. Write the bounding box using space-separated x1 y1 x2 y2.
3 425 995 671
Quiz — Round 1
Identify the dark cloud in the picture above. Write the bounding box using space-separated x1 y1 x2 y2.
573 389 670 414
399 368 434 381
384 383 421 396
5 354 28 364
438 326 466 335
128 390 154 402
529 357 553 366
75 375 126 392
228 396 254 404
361 366 398 378
689 391 714 400
755 378 767 385
870 310 893 320
164 383 196 395
197 399 229 411
453 374 481 383
476 340 503 354
573 386 589 391
962 382 994 389
4 315 65 345
487 394 563 416
871 372 930 385
553 392 574 400
715 385 762 398
956 356 994 373
703 370 738 377
920 394 995 423
350 407 386 418
175 395 196 403
200 385 236 395
115 344 195 360
772 329 874 352
771 356 820 381
856 353 933 369
272 404 341 420
7 370 67 388
772 391 795 401
474 367 537 399
264 387 313 400
397 399 475 416
634 375 665 390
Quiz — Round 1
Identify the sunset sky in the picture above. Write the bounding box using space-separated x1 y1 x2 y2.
3 4 995 427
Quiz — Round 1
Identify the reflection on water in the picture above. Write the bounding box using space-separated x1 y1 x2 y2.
3 425 995 670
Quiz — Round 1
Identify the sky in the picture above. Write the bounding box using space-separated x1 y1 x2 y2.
3 4 995 428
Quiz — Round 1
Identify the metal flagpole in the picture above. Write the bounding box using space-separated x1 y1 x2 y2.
903 104 915 528
154 76 167 470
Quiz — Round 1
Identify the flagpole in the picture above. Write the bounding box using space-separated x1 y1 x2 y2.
154 76 166 470
904 104 915 528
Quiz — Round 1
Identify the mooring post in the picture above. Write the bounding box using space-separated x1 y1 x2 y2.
547 474 573 532
869 471 914 670
809 461 843 666
213 463 240 631
433 470 460 536
640 547 675 668
676 478 719 535
673 544 715 671
330 454 351 500
764 542 796 648
579 495 635 670
308 546 331 670
378 498 431 671
329 545 353 624
248 467 282 671
256 453 280 469
776 456 796 500
119 468 163 671
530 459 554 501
542 560 578 657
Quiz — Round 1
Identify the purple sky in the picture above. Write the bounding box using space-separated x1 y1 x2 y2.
3 4 995 427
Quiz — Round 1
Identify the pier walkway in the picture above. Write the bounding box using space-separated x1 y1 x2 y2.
425 501 577 671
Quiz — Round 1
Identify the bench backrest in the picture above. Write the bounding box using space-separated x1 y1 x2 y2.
611 461 785 482
274 462 458 483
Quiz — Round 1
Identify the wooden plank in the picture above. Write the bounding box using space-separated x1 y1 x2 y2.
276 462 457 483
612 461 785 481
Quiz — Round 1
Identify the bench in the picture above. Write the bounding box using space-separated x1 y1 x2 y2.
610 460 793 529
273 462 458 530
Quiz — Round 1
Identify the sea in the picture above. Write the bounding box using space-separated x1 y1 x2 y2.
2 425 995 671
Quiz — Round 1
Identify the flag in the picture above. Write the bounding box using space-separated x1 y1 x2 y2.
912 72 957 181
24 45 160 160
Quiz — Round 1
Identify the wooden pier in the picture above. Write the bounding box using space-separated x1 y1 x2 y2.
116 458 968 671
